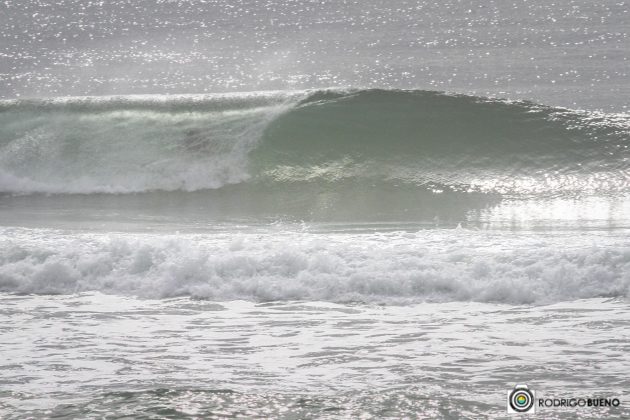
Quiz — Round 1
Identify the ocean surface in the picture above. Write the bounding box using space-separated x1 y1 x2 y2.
1 1 630 419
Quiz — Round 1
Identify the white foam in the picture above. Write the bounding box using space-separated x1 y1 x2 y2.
0 100 292 194
1 227 628 304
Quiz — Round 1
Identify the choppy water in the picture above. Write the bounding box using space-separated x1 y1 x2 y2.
1 0 629 111
1 295 629 419
1 0 630 419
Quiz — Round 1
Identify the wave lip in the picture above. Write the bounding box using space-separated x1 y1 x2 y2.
1 228 628 305
0 91 300 194
0 89 628 197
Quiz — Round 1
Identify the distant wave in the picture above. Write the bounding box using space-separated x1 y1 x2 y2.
1 227 628 304
0 89 628 196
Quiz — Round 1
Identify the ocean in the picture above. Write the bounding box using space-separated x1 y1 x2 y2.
1 1 629 419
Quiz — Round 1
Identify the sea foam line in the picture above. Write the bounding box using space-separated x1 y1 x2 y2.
1 227 628 304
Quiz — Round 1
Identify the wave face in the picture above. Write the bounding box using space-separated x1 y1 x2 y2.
0 89 628 197
1 228 628 304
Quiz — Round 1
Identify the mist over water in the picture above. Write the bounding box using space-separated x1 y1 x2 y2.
1 1 629 419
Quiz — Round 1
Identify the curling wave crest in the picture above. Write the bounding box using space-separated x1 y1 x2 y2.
1 89 628 197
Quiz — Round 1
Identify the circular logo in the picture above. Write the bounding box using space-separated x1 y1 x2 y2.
509 386 534 412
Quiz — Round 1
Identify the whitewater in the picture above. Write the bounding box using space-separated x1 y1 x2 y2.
2 0 630 418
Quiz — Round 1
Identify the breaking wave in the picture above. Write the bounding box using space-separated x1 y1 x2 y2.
0 227 628 304
0 89 628 197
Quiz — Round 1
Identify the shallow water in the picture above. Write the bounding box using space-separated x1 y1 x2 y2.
1 295 629 419
1 224 630 418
